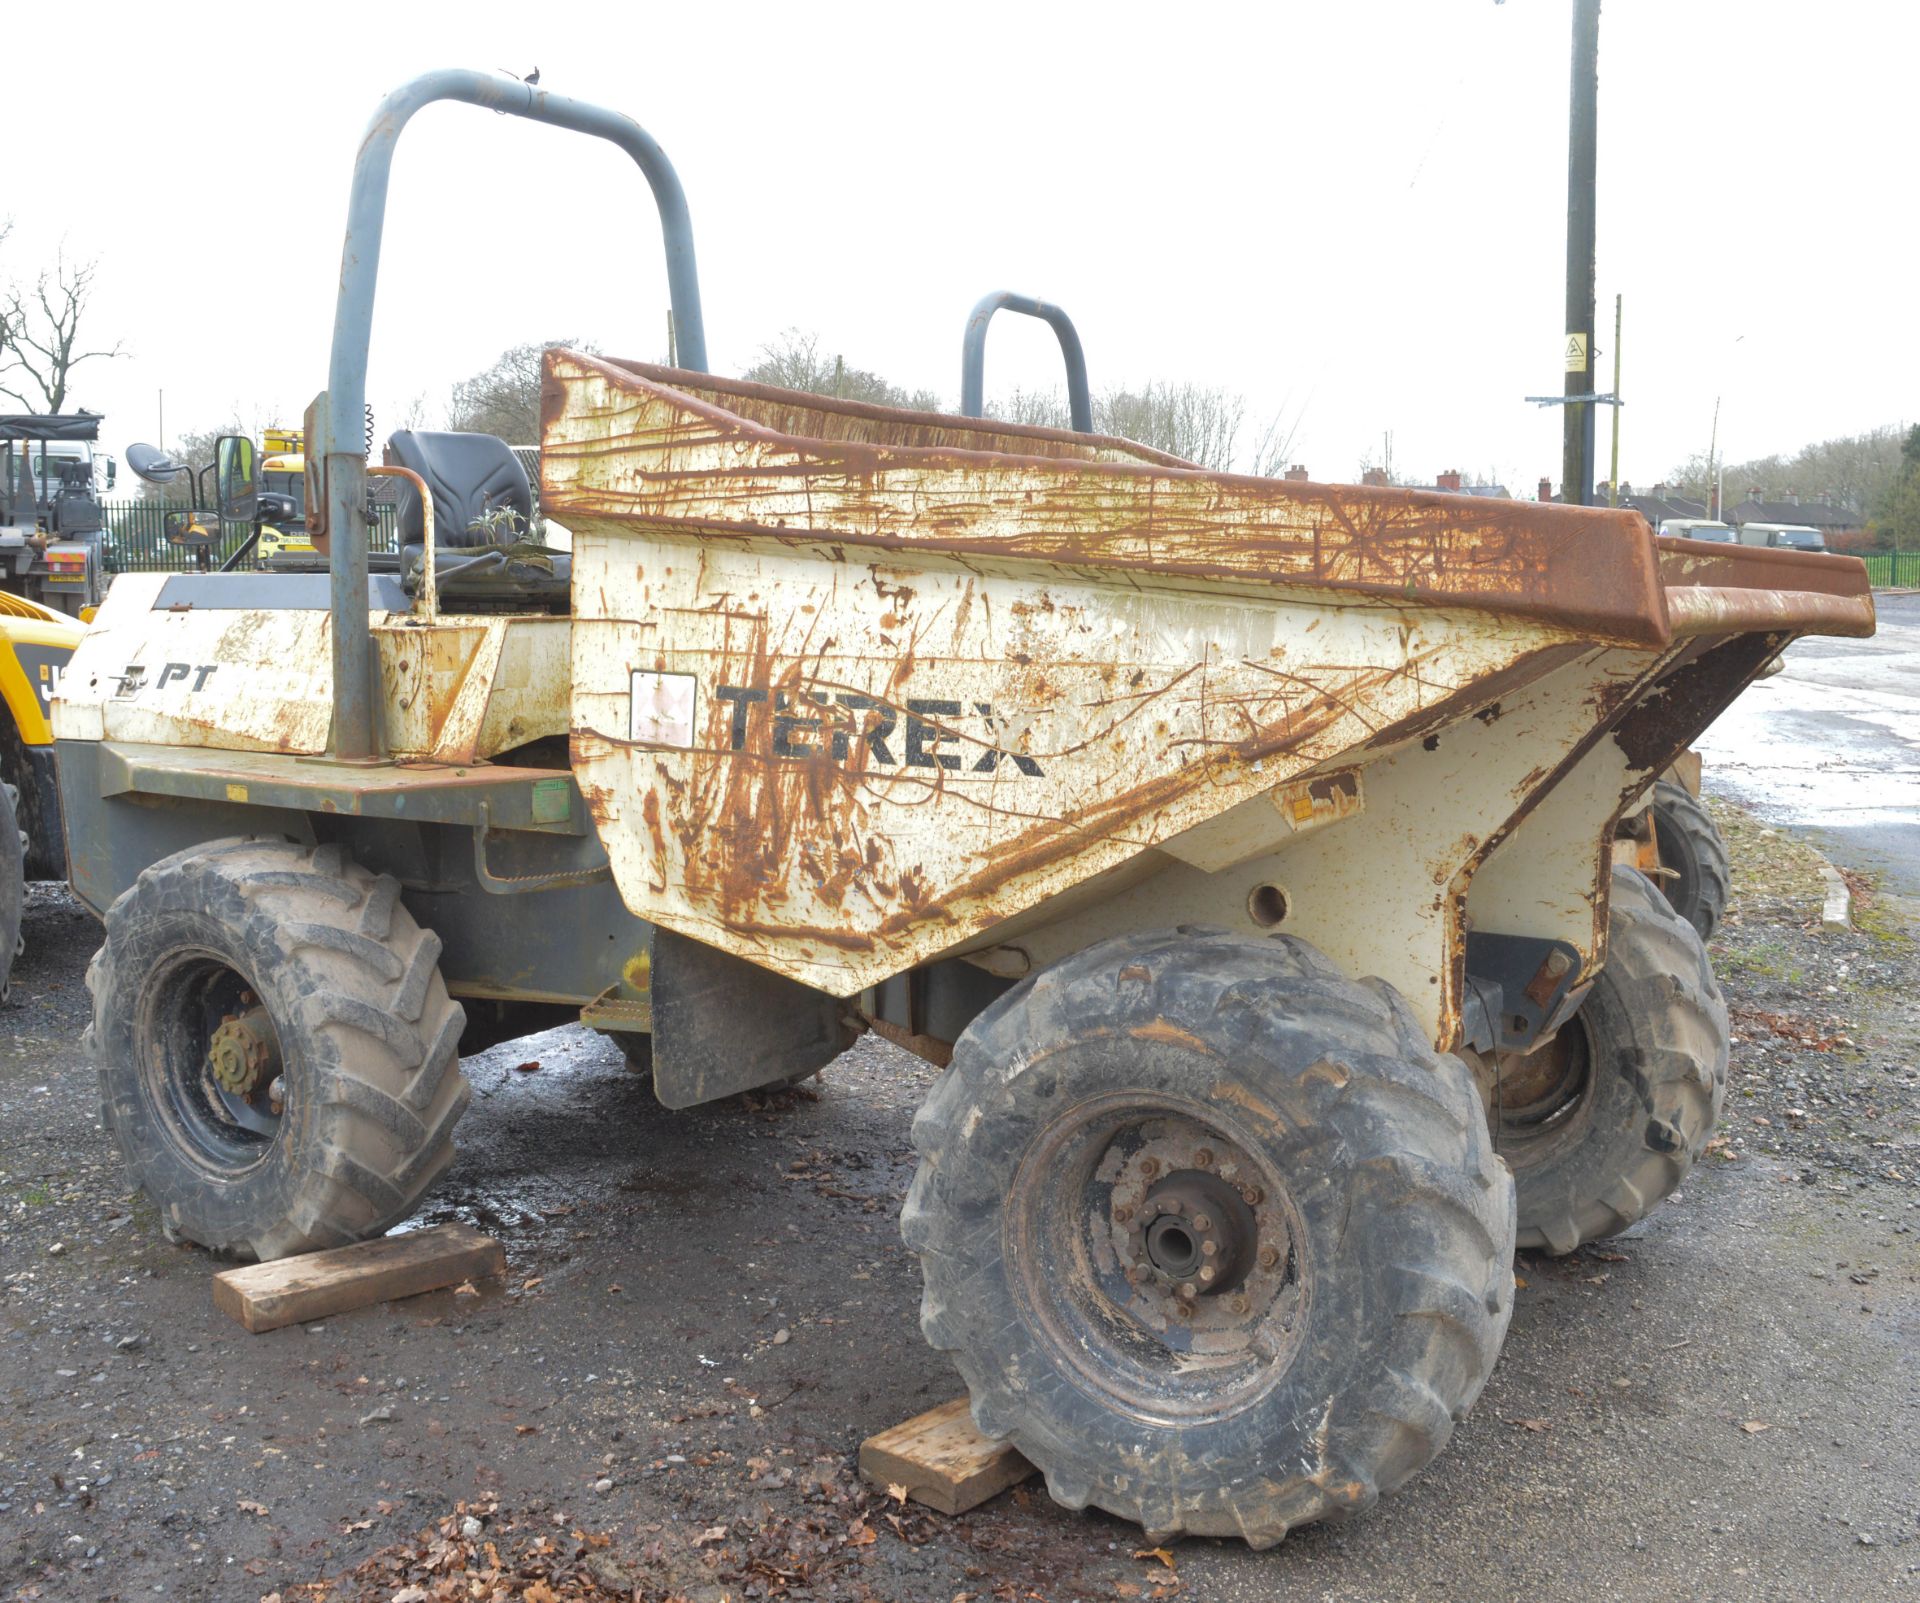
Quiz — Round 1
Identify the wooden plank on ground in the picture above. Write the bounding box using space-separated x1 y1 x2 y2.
859 1397 1035 1515
212 1223 505 1334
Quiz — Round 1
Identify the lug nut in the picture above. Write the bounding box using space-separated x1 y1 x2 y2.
1229 1295 1250 1315
1179 1281 1197 1299
1258 1246 1281 1270
1162 1198 1185 1215
1192 1213 1212 1232
1199 1265 1216 1283
1241 1185 1265 1205
1194 1148 1214 1168
1113 1205 1134 1224
1139 1157 1160 1177
1126 1265 1149 1285
1201 1240 1219 1258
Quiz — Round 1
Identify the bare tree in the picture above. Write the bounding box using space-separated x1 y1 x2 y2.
447 340 592 442
743 330 941 411
0 246 125 413
983 386 1073 430
1098 382 1246 471
1667 424 1908 513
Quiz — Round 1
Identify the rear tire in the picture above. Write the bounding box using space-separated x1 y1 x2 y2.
905 927 1513 1547
1650 779 1729 942
1503 866 1728 1255
89 839 469 1260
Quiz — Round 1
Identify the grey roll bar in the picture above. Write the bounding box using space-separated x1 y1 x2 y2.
322 69 706 760
959 291 1091 433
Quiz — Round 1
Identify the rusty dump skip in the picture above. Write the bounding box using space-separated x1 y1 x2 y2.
546 352 1677 647
545 351 1875 997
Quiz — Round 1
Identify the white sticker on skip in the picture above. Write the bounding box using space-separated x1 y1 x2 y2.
630 671 697 748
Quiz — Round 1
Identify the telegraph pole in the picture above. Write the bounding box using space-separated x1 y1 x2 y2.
1562 0 1600 505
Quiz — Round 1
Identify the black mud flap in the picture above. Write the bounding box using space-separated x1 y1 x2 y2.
648 927 847 1109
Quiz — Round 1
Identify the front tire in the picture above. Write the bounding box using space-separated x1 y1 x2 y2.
904 928 1513 1547
1503 865 1728 1254
90 839 469 1260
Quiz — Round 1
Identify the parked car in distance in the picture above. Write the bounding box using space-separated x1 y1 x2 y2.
1657 518 1738 542
1739 521 1829 553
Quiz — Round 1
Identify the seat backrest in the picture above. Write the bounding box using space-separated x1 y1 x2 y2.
383 430 533 549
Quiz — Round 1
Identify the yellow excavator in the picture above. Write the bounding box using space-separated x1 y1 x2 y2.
0 589 83 999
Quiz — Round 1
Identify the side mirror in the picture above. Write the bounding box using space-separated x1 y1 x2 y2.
125 442 186 486
163 511 216 549
216 435 258 522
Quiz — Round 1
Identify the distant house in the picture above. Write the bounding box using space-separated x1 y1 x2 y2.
1725 492 1864 539
1620 486 1708 528
1410 469 1510 498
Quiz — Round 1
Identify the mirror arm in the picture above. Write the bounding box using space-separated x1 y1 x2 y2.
218 528 262 574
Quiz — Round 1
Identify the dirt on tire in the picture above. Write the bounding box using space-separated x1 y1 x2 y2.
904 926 1514 1547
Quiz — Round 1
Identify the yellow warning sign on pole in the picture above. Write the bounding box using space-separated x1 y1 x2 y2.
1564 333 1589 373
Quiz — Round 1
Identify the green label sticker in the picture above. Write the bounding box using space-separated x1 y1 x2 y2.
530 777 571 824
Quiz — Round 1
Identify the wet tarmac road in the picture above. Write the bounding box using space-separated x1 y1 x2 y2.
1698 591 1920 894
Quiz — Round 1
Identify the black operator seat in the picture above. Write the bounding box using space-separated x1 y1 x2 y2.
383 429 533 549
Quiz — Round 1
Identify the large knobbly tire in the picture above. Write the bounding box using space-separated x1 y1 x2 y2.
1506 865 1729 1255
1651 779 1730 942
89 839 469 1260
0 782 21 1004
903 927 1514 1547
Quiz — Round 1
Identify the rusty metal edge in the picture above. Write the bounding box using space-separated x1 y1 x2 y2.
582 354 1197 470
95 742 589 835
1662 585 1877 640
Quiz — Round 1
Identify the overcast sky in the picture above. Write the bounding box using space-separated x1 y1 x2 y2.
4 1 1911 494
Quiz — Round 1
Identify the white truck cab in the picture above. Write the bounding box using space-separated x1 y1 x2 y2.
1656 518 1737 543
1739 522 1829 553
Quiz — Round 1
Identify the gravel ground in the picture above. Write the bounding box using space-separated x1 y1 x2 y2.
2 808 1917 1603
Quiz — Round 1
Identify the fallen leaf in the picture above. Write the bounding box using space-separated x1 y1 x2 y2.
515 1424 541 1436
511 1060 542 1074
1513 1274 1529 1290
390 1588 429 1603
692 1525 729 1547
1741 1420 1771 1434
847 1518 877 1547
1133 1547 1177 1571
453 1280 479 1298
1513 1418 1551 1432
888 1481 909 1506
340 1517 374 1532
525 1584 560 1603
238 1499 270 1517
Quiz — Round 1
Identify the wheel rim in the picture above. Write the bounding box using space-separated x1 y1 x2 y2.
1003 1091 1311 1426
1493 1014 1595 1169
136 948 286 1174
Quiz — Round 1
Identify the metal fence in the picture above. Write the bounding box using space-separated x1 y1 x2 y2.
98 499 401 574
1861 551 1920 589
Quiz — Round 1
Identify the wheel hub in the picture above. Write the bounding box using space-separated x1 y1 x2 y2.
207 1006 280 1097
1099 1122 1303 1350
1129 1170 1257 1297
